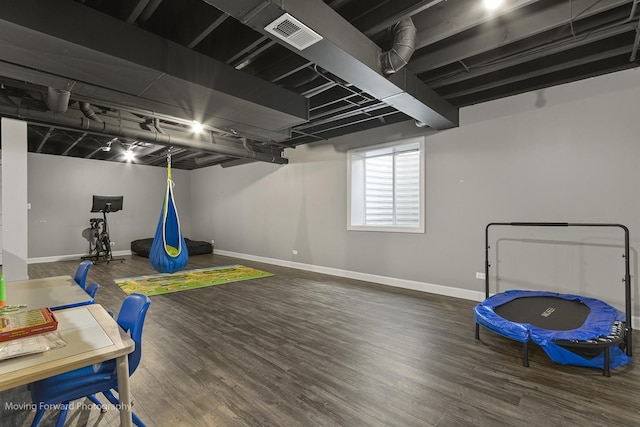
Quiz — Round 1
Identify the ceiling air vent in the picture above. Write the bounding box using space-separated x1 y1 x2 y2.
265 13 323 51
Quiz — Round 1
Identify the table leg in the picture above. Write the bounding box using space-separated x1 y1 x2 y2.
116 355 133 427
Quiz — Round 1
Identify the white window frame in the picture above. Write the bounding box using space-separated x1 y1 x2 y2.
347 136 426 233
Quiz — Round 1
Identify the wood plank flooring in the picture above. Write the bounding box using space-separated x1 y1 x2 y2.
1 253 639 426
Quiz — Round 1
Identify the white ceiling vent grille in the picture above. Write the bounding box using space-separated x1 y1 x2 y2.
265 13 323 51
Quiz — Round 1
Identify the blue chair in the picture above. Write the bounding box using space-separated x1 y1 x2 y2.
85 282 99 299
73 260 93 290
29 293 151 427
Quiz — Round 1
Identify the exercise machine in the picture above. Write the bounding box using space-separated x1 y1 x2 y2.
82 195 125 264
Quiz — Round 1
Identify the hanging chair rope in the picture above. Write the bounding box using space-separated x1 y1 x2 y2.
162 150 182 257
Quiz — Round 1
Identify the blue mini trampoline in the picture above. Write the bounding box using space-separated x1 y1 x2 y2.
475 222 632 376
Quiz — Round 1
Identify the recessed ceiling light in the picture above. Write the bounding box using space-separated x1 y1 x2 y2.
191 121 203 133
483 0 503 10
123 149 135 161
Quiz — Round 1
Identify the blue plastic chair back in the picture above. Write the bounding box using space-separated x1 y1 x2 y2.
117 293 151 374
74 260 93 289
85 282 99 299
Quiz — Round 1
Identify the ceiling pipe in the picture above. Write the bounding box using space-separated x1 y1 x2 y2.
194 153 230 166
45 87 71 113
79 102 103 122
629 0 640 61
380 18 416 75
0 104 288 165
221 158 256 168
153 117 167 134
45 81 75 113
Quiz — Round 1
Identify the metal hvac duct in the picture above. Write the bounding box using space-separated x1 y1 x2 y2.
380 18 416 75
45 87 71 113
208 0 458 129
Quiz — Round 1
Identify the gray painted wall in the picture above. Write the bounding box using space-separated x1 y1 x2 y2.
189 68 640 316
27 153 192 258
15 67 640 318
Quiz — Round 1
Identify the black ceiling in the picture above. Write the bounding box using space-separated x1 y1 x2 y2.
0 0 637 169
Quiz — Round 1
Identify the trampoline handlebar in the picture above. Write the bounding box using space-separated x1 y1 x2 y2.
487 222 628 230
509 222 568 227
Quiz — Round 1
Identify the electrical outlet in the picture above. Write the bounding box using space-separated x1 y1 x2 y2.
475 272 486 280
210 239 215 246
292 249 298 255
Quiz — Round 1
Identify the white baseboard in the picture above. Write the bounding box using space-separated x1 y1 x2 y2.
28 250 132 264
214 249 486 302
24 248 640 330
215 249 640 329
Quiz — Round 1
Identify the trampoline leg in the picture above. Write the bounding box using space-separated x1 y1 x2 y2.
522 341 529 367
475 323 480 340
603 347 611 377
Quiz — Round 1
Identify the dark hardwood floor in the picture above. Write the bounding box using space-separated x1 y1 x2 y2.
2 253 639 426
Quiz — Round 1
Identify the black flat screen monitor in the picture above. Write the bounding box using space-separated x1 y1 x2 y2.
91 195 123 213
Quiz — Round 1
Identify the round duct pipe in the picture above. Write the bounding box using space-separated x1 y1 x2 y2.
380 18 416 75
194 153 229 166
79 102 102 122
0 104 288 165
45 87 71 113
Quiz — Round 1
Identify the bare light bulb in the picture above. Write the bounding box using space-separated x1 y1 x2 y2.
123 149 135 161
483 0 503 10
191 121 203 133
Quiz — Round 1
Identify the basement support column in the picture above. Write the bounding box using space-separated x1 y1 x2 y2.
2 118 29 280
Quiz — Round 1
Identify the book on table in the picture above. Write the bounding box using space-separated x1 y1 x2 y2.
0 307 58 342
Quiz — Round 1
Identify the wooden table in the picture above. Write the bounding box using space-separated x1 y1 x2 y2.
5 275 93 310
0 304 135 426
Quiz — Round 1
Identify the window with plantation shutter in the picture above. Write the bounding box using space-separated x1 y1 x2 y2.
348 137 425 233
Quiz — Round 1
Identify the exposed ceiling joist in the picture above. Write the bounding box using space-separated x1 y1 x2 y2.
139 0 167 23
429 21 637 88
61 132 88 156
411 0 542 49
444 45 633 99
188 12 230 48
359 0 448 36
36 127 54 153
126 0 152 24
0 0 635 170
203 0 459 130
409 0 632 73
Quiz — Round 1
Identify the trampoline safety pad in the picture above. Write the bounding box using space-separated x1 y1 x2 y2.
475 290 630 373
